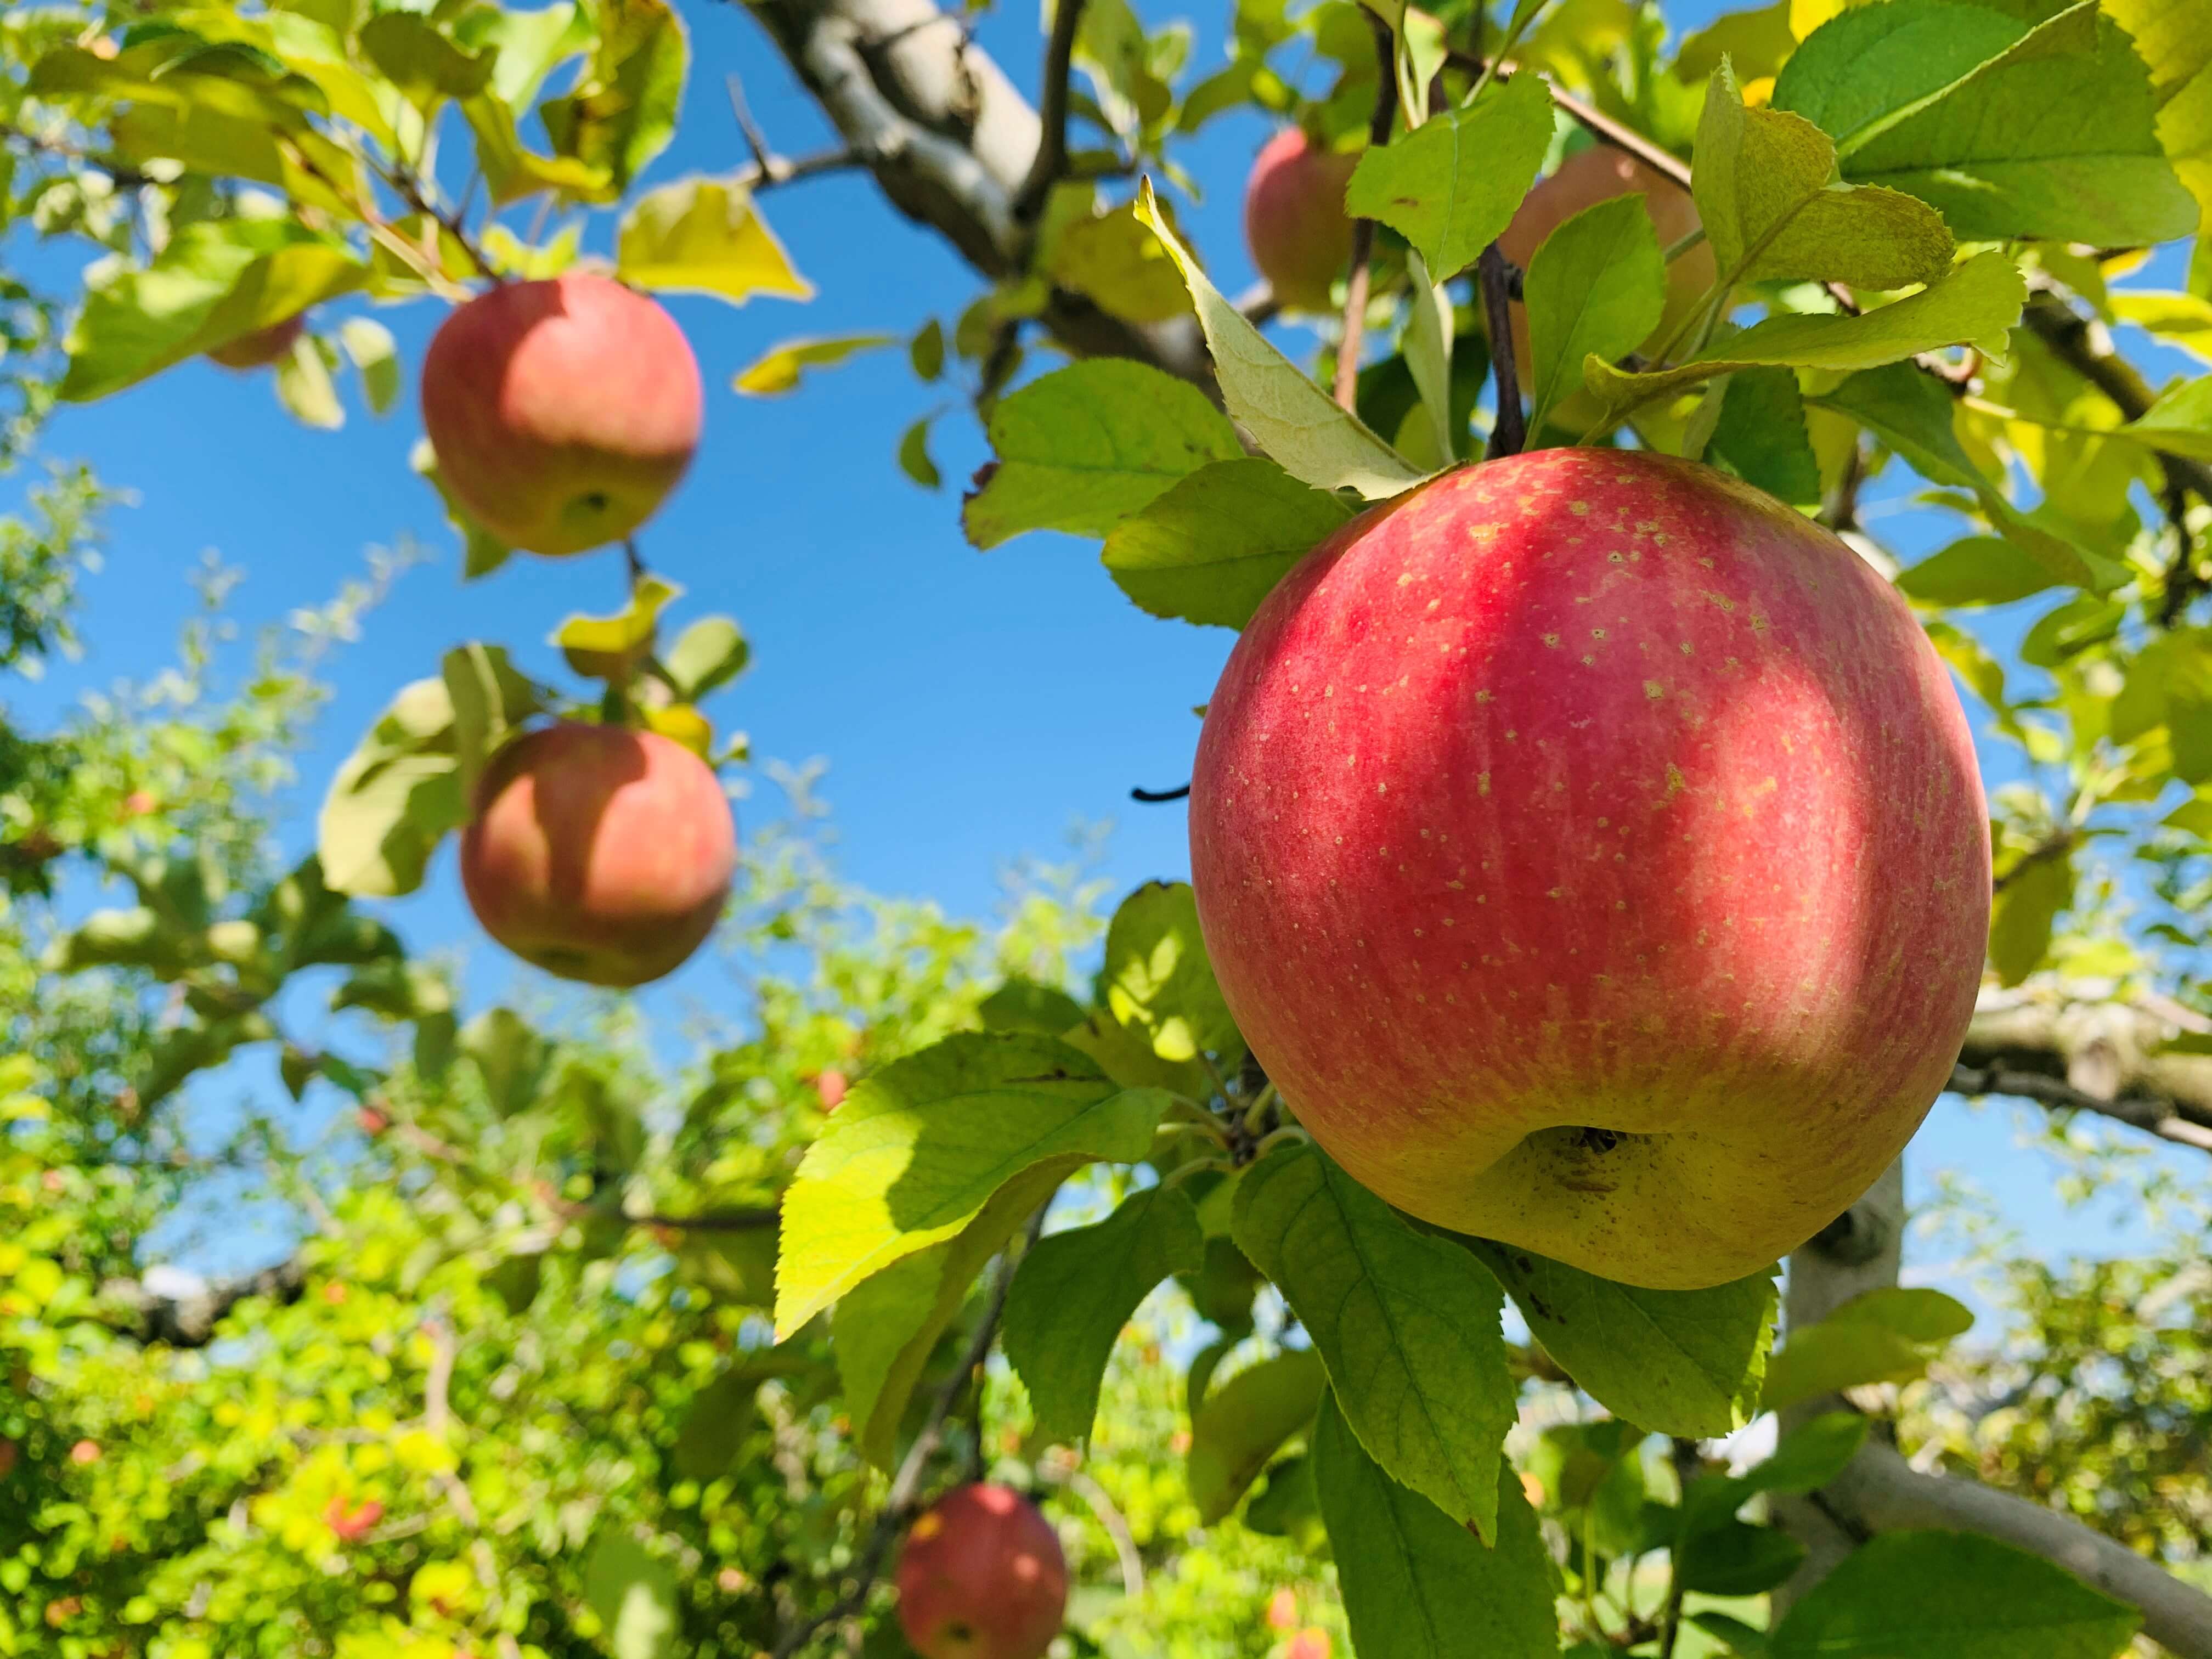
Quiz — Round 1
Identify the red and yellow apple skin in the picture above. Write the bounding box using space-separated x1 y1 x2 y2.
1189 448 1989 1289
895 1485 1068 1659
459 722 736 989
420 273 703 557
1244 128 1360 313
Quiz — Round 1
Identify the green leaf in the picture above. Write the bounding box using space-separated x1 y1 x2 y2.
337 318 400 415
552 577 681 681
1133 179 1429 499
1099 880 1242 1071
1313 1394 1558 1659
438 642 542 802
1769 1531 2140 1659
411 438 514 580
1099 457 1353 629
979 978 1088 1037
2123 373 2212 461
1707 366 1821 505
1403 251 1458 464
458 1007 550 1119
1897 534 2058 607
2107 0 2212 259
273 334 342 430
1783 1 2199 247
1691 1612 1772 1656
357 12 494 108
663 616 750 701
898 416 943 490
1522 194 1667 437
1988 847 2073 989
773 1032 1168 1336
1468 1240 1776 1438
1344 71 1554 279
733 334 895 396
2114 291 2212 364
1770 2 2029 155
464 92 612 205
962 357 1243 549
1692 62 1955 294
1812 362 2119 592
910 318 946 381
42 907 199 978
580 1533 681 1659
538 0 687 195
1589 250 2023 422
1234 1143 1516 1537
1003 1186 1204 1443
1048 199 1193 325
669 1370 757 1481
1677 1521 1807 1595
1243 1452 1325 1547
617 176 813 306
316 678 465 899
1186 1348 1328 1522
1763 1285 1976 1410
62 219 366 403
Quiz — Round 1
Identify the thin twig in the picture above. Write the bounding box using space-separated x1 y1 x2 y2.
1334 13 1400 411
727 71 777 175
1131 782 1190 803
372 157 499 285
1013 0 1087 221
1949 1063 2212 1155
771 1209 1046 1658
737 144 873 193
1479 244 1525 456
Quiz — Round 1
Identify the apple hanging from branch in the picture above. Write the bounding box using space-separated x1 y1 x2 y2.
1243 128 1360 314
896 1484 1068 1659
1189 448 1989 1289
460 721 737 988
420 273 703 557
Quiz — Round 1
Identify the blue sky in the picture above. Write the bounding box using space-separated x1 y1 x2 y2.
6 0 2197 1286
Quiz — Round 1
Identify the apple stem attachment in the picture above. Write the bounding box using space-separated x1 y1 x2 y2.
1479 241 1526 457
624 538 648 588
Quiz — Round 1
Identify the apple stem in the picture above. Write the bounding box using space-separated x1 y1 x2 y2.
1479 242 1526 456
1332 12 1401 413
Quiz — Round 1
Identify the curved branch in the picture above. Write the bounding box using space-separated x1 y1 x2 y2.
729 0 1212 390
1820 1440 2212 1659
1957 979 2212 1154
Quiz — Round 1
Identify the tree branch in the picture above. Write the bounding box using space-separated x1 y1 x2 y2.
98 1259 306 1349
1334 13 1398 411
1957 978 2212 1154
1013 0 1086 221
729 0 1212 391
1480 242 1525 456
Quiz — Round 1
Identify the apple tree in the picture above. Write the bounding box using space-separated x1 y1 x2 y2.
10 0 2212 1655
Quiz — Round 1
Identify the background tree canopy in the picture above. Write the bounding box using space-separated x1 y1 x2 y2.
7 0 2212 1655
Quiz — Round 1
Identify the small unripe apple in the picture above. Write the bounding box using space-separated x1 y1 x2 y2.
420 273 703 556
460 722 737 988
896 1484 1068 1659
1245 128 1359 313
1496 145 1716 387
207 314 305 370
1189 449 1988 1289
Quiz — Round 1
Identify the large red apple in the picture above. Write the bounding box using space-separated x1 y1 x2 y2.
1497 146 1717 387
1245 128 1359 313
420 273 702 557
896 1484 1068 1659
1189 448 1988 1289
207 313 305 370
459 721 736 988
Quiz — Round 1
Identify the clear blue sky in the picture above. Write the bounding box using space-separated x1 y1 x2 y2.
6 0 2193 1287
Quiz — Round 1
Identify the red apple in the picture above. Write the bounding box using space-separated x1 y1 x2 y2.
459 722 737 988
325 1496 385 1542
69 1440 101 1466
1497 146 1717 386
814 1069 849 1112
420 273 702 557
1286 1632 1330 1659
1188 448 1988 1289
896 1484 1068 1659
1266 1588 1299 1630
207 314 305 370
1245 128 1359 313
0 1440 17 1479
